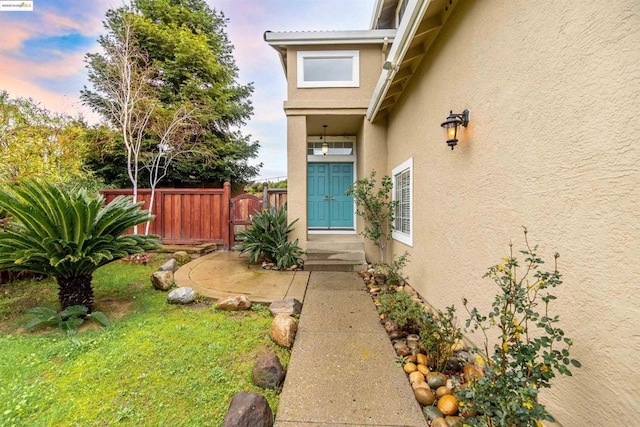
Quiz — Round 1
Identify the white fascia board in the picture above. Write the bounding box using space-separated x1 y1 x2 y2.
264 30 396 47
366 0 431 121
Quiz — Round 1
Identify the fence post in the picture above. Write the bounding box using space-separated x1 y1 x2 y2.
262 182 269 208
222 182 231 250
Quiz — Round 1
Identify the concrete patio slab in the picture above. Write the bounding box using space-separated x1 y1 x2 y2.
174 251 310 303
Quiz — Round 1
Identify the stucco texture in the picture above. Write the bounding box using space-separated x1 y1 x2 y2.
384 0 639 425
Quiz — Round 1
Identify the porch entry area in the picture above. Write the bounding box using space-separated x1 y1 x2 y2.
307 162 354 229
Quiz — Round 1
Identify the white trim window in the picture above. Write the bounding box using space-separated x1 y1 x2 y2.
297 50 360 88
392 158 413 246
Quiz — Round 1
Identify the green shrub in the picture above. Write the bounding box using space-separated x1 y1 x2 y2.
376 251 410 286
419 305 462 373
24 305 109 334
377 290 425 332
458 228 580 426
0 180 160 312
236 204 304 270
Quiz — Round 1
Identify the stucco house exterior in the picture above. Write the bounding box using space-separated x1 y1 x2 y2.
265 0 639 425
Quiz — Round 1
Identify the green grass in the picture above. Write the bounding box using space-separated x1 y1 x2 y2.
0 255 290 426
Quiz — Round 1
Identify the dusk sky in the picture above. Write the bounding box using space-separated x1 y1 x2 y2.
0 0 375 181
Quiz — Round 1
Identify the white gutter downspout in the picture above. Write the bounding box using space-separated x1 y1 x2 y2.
366 0 432 121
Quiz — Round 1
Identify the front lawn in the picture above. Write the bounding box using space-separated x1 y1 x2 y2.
0 255 289 426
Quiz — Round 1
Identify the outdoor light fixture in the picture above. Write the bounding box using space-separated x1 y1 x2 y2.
321 125 328 155
440 109 470 150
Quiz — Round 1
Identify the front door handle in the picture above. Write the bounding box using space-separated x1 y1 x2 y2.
329 195 335 200
324 195 329 200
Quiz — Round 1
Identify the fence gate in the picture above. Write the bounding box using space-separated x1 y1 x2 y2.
230 194 263 246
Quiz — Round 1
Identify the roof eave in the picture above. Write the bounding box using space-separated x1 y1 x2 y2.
265 29 396 76
264 29 397 47
367 0 457 122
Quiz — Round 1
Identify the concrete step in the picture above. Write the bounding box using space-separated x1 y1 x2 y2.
305 249 366 262
304 259 367 272
304 236 367 271
306 241 365 251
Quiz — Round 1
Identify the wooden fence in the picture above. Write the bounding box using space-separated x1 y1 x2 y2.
100 184 287 248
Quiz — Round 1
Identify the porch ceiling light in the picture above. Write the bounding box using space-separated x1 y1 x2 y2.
321 125 328 155
440 109 470 150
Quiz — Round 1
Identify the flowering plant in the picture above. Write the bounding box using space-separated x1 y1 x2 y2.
458 228 581 426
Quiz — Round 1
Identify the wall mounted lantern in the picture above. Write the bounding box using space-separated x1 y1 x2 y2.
440 109 470 150
321 125 329 155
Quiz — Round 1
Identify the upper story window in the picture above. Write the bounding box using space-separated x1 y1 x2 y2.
297 50 360 88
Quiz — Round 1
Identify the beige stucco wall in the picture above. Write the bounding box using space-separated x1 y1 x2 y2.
383 0 639 425
357 119 389 262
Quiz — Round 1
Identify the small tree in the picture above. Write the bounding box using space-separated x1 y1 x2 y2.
0 180 160 312
346 170 396 263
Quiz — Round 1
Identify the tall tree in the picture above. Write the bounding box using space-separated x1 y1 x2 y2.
82 0 261 189
82 11 158 223
0 91 91 184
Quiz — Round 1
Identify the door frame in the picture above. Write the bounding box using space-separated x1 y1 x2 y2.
307 135 357 233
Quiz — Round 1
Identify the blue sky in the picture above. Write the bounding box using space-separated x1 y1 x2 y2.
0 0 374 181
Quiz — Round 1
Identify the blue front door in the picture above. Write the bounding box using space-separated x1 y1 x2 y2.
307 162 354 229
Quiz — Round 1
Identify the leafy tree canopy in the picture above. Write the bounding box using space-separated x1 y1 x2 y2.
0 91 92 184
82 0 261 187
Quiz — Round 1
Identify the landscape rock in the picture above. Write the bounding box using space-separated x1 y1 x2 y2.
151 270 174 291
216 294 252 311
222 391 273 427
252 352 285 389
167 287 197 304
158 258 178 273
173 251 191 265
268 299 302 317
374 273 387 286
270 314 297 348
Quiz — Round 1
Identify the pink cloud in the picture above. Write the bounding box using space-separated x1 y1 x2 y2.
0 72 97 121
0 50 88 79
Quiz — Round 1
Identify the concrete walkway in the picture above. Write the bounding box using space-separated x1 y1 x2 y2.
176 255 426 426
275 271 427 427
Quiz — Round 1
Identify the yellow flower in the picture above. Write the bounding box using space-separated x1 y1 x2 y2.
536 421 543 427
502 342 509 352
541 365 550 373
523 401 533 410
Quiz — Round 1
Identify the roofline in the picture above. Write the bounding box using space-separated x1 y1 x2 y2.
264 29 397 47
265 29 396 77
366 0 430 121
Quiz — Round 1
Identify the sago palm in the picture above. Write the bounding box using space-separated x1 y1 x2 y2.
0 180 160 312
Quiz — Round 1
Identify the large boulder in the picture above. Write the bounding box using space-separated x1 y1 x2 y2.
158 258 178 273
268 299 302 317
222 391 273 427
167 287 197 304
270 314 297 349
252 352 285 389
216 295 252 311
151 270 174 291
173 251 191 265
